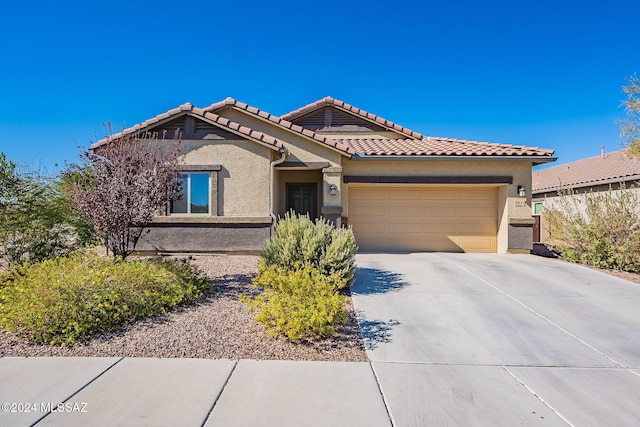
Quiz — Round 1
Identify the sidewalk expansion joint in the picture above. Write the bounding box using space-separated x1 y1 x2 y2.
369 362 395 427
502 366 575 427
31 357 124 426
200 359 238 427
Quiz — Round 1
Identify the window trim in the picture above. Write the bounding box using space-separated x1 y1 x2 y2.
533 201 544 215
169 172 212 215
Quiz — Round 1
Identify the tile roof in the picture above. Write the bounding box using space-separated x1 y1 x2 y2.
341 137 555 158
92 97 554 163
92 103 287 151
532 149 640 192
203 98 356 155
281 96 424 139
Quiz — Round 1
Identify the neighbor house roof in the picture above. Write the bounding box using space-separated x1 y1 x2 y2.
281 96 424 139
532 149 640 192
342 137 555 159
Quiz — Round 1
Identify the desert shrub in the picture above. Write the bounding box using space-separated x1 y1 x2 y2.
0 153 95 266
545 185 640 271
261 212 358 288
240 261 347 341
0 251 210 345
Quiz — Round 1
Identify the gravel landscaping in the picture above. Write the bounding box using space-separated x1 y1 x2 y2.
0 255 368 361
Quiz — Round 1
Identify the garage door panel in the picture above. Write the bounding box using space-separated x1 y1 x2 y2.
457 237 495 252
351 189 387 201
421 190 457 200
458 189 495 198
348 185 497 253
458 206 494 217
423 206 457 216
421 238 463 252
387 189 424 200
388 223 421 233
422 223 458 233
385 206 426 216
351 206 386 216
457 223 495 233
352 223 386 233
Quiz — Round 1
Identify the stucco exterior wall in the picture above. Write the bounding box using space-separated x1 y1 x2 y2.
179 139 272 216
138 221 271 253
219 109 344 166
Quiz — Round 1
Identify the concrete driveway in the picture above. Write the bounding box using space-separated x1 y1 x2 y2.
352 253 640 426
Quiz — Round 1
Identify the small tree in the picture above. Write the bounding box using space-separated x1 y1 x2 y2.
66 126 183 259
621 74 640 156
0 153 89 266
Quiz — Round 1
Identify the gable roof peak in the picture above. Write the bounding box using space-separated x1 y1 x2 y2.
282 96 424 139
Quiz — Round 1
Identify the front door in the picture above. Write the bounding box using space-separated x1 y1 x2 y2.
286 183 318 219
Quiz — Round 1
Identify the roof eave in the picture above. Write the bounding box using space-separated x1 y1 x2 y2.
351 154 558 164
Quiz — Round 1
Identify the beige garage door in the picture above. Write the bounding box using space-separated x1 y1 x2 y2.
348 185 498 252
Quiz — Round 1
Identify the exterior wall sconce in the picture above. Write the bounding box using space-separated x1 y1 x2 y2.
517 185 526 197
329 184 337 196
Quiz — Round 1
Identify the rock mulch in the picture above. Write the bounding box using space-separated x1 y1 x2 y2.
0 255 368 361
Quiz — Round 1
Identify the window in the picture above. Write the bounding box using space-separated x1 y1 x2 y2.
533 202 544 215
170 173 210 214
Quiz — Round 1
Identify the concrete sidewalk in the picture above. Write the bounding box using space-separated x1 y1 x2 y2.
4 253 640 426
0 357 392 427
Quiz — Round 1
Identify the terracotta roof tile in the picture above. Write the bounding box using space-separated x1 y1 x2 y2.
281 96 424 139
203 98 356 156
340 137 554 158
92 104 286 151
91 98 553 163
532 149 640 192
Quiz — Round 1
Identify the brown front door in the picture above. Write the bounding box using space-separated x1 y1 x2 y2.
286 183 318 219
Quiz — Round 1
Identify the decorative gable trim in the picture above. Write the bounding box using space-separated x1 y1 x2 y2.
282 97 424 139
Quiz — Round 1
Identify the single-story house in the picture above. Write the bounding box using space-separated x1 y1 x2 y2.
94 97 556 253
532 147 640 243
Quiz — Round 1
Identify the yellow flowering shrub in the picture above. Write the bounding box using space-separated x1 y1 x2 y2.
0 251 209 345
241 261 347 341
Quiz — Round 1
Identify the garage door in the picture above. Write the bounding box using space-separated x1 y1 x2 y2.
348 185 498 252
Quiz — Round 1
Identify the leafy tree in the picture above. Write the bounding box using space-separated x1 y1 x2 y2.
65 127 183 259
0 153 19 203
0 153 90 266
621 74 640 156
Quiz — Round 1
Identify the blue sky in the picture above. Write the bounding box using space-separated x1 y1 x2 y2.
1 0 638 173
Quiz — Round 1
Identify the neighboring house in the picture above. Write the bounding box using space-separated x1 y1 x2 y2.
94 97 555 253
532 148 640 242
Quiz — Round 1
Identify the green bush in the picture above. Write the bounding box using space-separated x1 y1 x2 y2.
545 185 640 271
0 153 96 266
240 261 347 341
261 212 358 288
0 251 210 345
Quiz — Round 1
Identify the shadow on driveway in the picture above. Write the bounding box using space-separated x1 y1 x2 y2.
356 311 401 350
351 267 411 295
